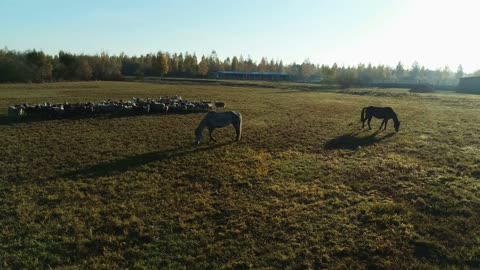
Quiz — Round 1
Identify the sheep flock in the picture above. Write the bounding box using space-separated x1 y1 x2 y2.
7 96 226 119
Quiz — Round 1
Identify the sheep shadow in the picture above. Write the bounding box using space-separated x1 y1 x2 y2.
0 115 49 125
57 142 231 179
324 130 396 150
0 111 207 126
0 114 136 126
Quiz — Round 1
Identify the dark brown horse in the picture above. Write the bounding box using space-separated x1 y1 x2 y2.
361 106 400 132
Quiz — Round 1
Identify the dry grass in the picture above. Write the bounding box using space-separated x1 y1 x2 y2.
0 82 479 269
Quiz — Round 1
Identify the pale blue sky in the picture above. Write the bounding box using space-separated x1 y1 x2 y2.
1 0 478 72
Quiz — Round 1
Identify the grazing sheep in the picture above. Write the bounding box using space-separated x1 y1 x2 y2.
7 106 24 118
215 101 226 108
150 102 167 113
186 103 195 112
48 105 65 118
7 96 224 120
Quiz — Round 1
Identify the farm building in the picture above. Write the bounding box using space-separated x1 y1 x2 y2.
458 76 480 94
213 71 290 81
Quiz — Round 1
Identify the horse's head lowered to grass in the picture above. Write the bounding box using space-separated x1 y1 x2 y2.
195 125 204 145
361 106 401 132
394 120 401 132
194 111 242 145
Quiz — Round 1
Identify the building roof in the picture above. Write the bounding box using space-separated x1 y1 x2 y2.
217 71 289 76
460 76 480 80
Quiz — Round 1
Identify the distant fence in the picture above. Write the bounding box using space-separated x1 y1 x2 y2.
370 83 457 91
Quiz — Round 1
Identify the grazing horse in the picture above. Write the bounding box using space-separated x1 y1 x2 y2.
361 106 401 132
195 111 242 144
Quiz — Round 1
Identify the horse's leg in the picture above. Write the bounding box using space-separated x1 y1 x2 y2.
379 119 385 130
234 124 241 141
367 117 372 130
208 127 216 142
383 119 388 130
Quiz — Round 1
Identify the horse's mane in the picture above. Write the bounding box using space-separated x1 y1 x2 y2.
391 111 399 124
195 117 208 135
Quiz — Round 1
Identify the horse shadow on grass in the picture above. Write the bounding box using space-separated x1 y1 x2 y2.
57 142 231 180
324 130 396 150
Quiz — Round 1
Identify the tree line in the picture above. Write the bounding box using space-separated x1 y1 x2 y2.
0 48 477 85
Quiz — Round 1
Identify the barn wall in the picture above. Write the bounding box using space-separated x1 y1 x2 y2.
216 72 289 81
458 77 480 94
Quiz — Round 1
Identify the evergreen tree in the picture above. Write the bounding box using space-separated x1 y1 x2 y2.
231 56 239 71
198 55 209 76
410 61 420 82
278 60 284 73
74 58 92 80
394 61 405 82
208 50 220 72
455 65 464 80
258 57 268 72
300 59 315 81
26 50 52 82
223 57 231 71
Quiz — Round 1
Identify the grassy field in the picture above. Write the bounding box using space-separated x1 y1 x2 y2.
0 81 479 269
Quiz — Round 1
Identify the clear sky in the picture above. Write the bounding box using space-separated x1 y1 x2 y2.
1 0 478 72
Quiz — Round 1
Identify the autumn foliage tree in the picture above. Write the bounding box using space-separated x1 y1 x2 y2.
154 52 169 77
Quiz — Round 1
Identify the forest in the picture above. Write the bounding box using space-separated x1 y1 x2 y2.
0 48 475 86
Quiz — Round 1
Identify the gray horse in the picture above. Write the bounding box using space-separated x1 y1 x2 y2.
195 111 242 144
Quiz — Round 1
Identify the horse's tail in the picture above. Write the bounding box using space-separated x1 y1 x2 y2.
361 107 367 122
233 111 242 141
